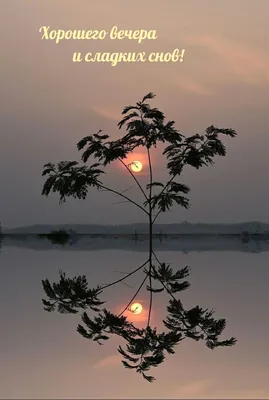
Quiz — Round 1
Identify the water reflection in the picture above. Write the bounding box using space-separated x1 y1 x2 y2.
0 243 269 398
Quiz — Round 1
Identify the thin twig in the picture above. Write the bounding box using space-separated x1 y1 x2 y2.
114 270 130 275
121 185 134 194
118 274 148 317
118 158 148 201
121 282 133 289
100 259 149 290
112 200 130 205
100 185 149 216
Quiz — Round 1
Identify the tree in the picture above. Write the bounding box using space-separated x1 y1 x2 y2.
41 92 237 382
39 229 70 246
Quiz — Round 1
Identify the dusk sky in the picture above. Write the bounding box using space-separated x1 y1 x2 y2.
1 3 269 398
1 0 269 227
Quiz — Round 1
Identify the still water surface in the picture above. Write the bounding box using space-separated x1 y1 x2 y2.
0 241 268 398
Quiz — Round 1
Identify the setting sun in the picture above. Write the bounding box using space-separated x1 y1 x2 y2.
130 161 143 173
130 302 143 314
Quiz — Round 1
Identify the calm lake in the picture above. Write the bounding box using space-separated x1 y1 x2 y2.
1 238 268 399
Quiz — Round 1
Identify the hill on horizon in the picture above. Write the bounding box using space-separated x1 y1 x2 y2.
2 221 269 234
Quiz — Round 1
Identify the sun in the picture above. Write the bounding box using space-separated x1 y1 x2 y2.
130 160 143 173
130 302 143 314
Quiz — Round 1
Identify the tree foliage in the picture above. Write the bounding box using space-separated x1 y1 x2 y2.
41 92 237 382
39 229 70 246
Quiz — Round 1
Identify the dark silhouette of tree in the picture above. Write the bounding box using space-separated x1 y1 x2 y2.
41 93 237 382
40 229 70 246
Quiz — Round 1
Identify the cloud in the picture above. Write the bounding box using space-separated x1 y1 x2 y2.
171 379 269 399
215 387 269 399
172 379 213 398
188 34 269 86
94 354 121 369
92 106 121 122
176 77 213 95
233 389 269 398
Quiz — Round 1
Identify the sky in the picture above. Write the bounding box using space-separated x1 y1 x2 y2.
1 0 269 228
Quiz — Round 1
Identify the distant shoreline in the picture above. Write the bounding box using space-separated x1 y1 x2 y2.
2 221 269 235
2 232 269 239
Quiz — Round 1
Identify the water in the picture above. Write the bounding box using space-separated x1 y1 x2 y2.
1 239 268 398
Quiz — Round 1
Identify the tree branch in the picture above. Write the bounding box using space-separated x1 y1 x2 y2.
147 146 153 328
100 185 149 215
153 138 210 224
119 158 148 201
118 274 148 317
100 259 149 290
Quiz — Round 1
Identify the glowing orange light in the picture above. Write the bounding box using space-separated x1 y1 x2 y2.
130 161 143 173
130 302 143 314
